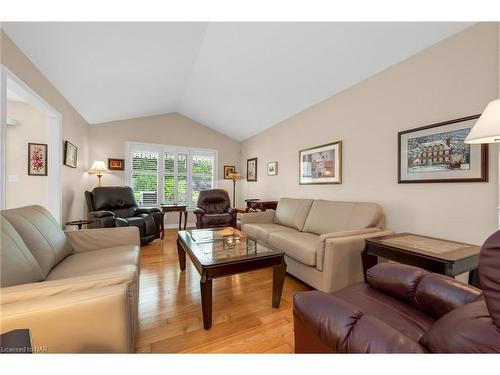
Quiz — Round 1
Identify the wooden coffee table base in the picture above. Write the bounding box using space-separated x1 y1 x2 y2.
176 237 287 330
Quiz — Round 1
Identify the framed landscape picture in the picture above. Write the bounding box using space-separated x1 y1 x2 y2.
299 141 342 184
247 157 257 181
63 140 78 168
28 143 48 176
224 165 236 179
108 158 125 171
267 161 278 176
398 115 488 183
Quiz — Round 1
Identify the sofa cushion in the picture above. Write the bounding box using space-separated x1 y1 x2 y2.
303 200 383 235
1 205 72 277
243 223 298 243
274 198 314 231
1 217 45 287
46 245 140 281
269 231 321 267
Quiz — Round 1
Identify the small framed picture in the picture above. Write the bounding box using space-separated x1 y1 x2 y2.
247 157 257 182
63 140 78 168
398 115 488 183
108 158 125 171
299 141 342 184
224 165 236 179
28 143 48 176
267 161 278 176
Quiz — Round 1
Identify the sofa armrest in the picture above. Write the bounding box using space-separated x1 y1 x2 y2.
88 210 115 218
293 291 426 353
0 269 137 305
240 210 275 227
136 207 160 215
319 229 394 292
319 227 381 241
1 284 133 353
65 227 140 252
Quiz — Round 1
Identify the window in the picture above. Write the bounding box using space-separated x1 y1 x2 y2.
126 142 217 208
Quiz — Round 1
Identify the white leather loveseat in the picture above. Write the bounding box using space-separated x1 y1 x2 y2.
0 205 140 353
241 198 393 293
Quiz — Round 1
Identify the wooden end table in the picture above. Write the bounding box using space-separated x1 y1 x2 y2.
177 227 286 330
245 199 278 213
160 204 188 239
363 233 481 287
65 219 95 230
0 329 33 354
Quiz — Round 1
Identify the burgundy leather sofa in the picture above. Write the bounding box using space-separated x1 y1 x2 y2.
194 189 237 229
293 230 500 353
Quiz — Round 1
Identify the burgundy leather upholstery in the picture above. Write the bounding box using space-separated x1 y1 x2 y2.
194 189 237 229
293 230 500 353
85 186 161 245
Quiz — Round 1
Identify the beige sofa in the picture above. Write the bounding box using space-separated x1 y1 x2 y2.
241 198 393 293
0 205 140 353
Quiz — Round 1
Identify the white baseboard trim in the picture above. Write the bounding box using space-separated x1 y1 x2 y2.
163 222 196 229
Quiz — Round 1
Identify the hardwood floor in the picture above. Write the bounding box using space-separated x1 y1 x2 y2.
135 228 311 353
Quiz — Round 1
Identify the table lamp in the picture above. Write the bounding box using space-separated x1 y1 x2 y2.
227 171 241 207
88 160 109 187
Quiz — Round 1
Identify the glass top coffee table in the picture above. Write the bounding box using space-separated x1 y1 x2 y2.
176 227 286 329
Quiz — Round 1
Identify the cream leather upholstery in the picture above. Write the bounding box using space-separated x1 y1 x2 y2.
0 205 140 353
241 198 393 293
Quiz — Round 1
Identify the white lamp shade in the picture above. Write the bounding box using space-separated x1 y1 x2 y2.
465 99 500 144
88 160 109 174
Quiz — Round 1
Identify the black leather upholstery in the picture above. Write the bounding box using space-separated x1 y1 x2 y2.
85 186 161 245
194 189 237 229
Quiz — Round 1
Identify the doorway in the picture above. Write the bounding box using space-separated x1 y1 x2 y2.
0 65 62 223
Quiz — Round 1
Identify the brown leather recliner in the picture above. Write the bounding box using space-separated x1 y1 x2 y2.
194 189 237 229
85 186 162 245
293 230 500 353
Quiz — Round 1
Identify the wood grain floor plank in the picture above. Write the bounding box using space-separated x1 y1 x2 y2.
136 228 311 353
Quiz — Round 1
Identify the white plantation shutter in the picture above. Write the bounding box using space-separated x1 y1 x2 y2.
191 154 215 206
127 143 217 208
131 151 159 205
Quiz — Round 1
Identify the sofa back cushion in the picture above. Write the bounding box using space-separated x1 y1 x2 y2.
302 200 383 235
1 217 45 287
1 205 72 277
274 198 314 231
92 186 138 212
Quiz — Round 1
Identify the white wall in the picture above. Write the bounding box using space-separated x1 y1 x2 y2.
240 23 499 245
6 100 49 208
88 112 241 225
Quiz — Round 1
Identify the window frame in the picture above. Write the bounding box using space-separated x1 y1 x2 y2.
125 141 218 208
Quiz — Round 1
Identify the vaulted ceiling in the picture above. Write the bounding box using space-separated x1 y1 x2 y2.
2 22 472 140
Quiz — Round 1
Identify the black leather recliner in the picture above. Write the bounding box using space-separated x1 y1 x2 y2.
85 186 162 245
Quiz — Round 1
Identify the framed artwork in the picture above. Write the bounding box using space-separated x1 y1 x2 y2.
267 161 278 176
224 165 236 179
398 115 488 183
299 141 342 184
63 141 78 168
108 158 125 171
247 157 257 182
28 143 48 176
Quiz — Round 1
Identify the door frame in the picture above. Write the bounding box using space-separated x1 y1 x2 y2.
0 64 63 223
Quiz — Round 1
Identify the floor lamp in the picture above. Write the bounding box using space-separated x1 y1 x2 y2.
88 160 110 187
227 172 241 207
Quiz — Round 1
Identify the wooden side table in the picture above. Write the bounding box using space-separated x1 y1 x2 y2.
0 329 33 354
160 204 188 239
245 199 278 212
65 219 95 230
363 233 481 288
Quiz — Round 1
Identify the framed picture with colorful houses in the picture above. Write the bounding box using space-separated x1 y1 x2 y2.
398 115 488 183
